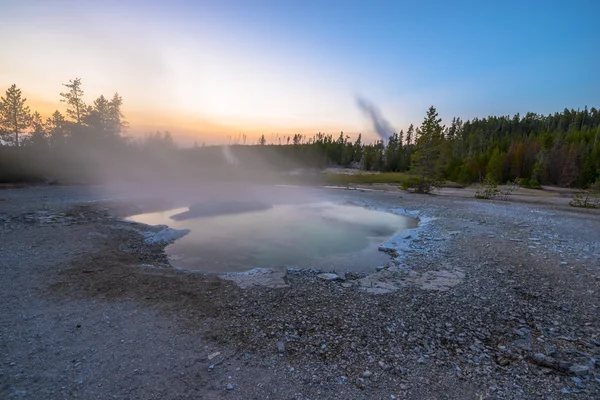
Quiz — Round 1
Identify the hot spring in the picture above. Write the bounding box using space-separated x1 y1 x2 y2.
128 201 417 273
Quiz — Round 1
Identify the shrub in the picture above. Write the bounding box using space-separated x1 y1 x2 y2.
474 177 500 199
570 181 600 209
401 175 442 193
521 178 542 189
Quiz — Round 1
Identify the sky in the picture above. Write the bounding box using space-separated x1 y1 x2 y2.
1 0 599 145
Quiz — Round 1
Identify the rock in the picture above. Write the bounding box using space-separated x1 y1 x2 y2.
318 273 341 281
378 360 390 370
276 341 286 354
226 383 233 390
529 353 558 369
569 364 591 376
362 370 373 378
513 339 532 351
496 356 510 366
207 351 221 360
341 282 353 288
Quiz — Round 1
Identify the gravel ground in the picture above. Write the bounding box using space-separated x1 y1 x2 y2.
1 185 599 399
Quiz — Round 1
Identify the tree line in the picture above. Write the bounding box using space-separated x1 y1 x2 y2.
253 105 599 189
1 80 598 188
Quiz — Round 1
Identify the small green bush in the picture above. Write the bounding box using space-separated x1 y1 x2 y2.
400 176 442 193
570 181 600 209
521 178 542 189
400 175 422 190
475 177 500 199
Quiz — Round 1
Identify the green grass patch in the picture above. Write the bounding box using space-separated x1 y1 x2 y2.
323 172 410 185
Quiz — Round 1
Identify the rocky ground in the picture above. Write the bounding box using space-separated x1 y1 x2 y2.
1 185 599 399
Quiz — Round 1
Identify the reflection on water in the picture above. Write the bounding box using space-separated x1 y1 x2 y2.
127 202 417 273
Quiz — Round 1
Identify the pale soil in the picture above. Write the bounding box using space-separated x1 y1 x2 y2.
1 185 599 399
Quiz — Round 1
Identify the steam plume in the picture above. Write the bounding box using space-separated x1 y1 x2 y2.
355 96 393 142
221 145 240 165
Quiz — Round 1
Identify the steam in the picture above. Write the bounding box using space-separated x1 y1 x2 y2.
221 144 240 165
355 96 393 142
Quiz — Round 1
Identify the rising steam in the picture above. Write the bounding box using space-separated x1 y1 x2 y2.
221 144 240 165
355 96 394 142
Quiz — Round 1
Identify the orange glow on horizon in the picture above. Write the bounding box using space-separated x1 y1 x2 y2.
24 97 369 146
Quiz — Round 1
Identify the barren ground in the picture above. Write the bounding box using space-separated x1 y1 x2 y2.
1 184 599 399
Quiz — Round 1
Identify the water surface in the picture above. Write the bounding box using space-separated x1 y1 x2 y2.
128 202 417 273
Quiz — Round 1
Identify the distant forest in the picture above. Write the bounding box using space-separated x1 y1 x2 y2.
1 79 599 188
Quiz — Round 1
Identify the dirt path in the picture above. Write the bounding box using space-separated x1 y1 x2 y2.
1 185 599 399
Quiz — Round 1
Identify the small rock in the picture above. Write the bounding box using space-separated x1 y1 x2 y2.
317 273 341 281
362 370 373 378
226 383 233 390
378 360 390 370
496 357 510 366
276 341 286 354
341 282 353 288
569 364 590 376
207 351 221 360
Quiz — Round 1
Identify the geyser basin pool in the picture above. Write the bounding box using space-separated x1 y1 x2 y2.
128 202 418 273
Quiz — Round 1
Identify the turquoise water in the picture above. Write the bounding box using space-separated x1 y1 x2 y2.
128 202 417 273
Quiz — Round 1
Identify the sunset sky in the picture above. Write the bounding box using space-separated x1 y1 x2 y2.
1 0 598 145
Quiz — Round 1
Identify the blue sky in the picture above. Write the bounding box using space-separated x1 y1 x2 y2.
0 0 598 143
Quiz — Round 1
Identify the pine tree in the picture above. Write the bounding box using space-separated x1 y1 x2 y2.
409 106 445 192
0 84 31 146
108 92 127 133
28 111 48 146
60 78 86 124
46 110 68 145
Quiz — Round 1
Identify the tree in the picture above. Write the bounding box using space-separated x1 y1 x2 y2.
0 84 31 146
409 106 445 192
353 133 362 163
85 95 110 136
46 110 68 145
141 131 176 151
60 78 86 124
258 134 266 145
486 147 505 183
405 124 414 145
28 111 48 146
108 92 127 134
